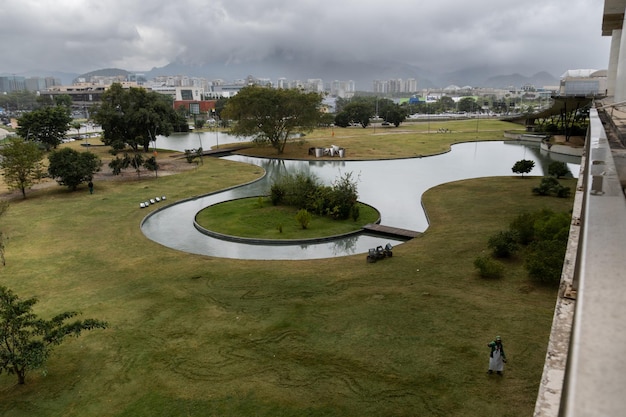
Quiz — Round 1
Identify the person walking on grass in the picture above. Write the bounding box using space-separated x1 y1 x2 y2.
487 336 507 375
88 180 94 194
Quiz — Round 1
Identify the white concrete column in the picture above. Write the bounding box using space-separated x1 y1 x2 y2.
607 29 621 97
615 11 626 102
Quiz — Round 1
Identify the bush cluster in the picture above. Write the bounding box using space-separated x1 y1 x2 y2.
533 177 571 198
475 209 571 286
473 256 504 279
270 171 359 221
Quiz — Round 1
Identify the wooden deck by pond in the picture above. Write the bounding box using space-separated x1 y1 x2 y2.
363 223 421 239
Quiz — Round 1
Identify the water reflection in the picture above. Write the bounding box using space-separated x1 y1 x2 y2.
142 137 580 260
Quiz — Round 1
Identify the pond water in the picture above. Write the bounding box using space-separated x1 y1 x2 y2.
141 133 580 260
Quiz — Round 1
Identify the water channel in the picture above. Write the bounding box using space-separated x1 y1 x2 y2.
141 131 581 260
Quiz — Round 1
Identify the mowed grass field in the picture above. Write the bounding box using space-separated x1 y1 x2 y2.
232 119 521 159
0 120 576 416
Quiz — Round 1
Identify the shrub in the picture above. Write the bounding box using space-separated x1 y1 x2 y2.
473 256 504 279
351 204 360 221
533 177 559 195
295 209 312 229
533 177 571 198
270 183 286 205
533 210 571 243
509 212 536 245
487 231 518 258
548 161 570 178
272 171 321 209
525 240 567 286
328 172 359 220
555 185 571 198
270 171 359 221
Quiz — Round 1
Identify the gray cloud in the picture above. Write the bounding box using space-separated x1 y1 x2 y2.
0 0 611 78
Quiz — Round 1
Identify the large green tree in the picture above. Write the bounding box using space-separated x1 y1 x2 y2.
0 137 45 198
222 86 322 154
47 148 102 191
337 101 374 128
381 104 406 127
91 83 184 153
0 286 107 384
16 106 72 150
458 97 478 113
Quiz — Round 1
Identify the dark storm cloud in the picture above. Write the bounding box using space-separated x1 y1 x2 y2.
0 0 611 77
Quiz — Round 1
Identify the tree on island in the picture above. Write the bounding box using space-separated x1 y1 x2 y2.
221 85 323 154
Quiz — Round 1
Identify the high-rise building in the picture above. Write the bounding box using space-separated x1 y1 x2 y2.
0 75 26 93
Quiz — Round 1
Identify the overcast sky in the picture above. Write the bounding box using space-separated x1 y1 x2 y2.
0 0 612 78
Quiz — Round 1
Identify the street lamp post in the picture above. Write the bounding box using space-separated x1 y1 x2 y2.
215 117 219 149
197 131 203 165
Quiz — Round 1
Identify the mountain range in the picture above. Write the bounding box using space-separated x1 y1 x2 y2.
9 57 561 91
146 56 560 90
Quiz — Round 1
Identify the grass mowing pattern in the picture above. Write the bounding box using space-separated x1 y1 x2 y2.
0 138 575 416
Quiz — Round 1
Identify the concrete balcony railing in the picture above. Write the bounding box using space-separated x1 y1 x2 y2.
534 107 626 416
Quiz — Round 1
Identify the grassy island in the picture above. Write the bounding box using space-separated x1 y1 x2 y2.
195 197 380 240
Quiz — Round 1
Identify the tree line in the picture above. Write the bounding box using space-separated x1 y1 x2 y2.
0 84 190 197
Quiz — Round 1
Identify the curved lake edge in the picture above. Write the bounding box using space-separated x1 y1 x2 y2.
140 139 581 260
139 170 269 231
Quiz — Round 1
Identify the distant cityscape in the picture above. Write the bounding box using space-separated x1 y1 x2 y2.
0 69 608 115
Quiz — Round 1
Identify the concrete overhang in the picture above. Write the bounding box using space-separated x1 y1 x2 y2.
603 0 626 35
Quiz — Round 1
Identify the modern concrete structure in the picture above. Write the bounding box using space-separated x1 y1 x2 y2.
533 2 626 415
559 69 607 96
605 0 626 100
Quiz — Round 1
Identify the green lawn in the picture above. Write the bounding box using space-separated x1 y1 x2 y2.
235 119 524 159
0 124 576 416
195 197 379 240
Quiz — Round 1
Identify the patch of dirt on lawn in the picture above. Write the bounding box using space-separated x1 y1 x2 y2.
0 153 196 200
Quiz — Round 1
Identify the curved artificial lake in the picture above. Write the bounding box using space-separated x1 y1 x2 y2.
141 133 580 260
